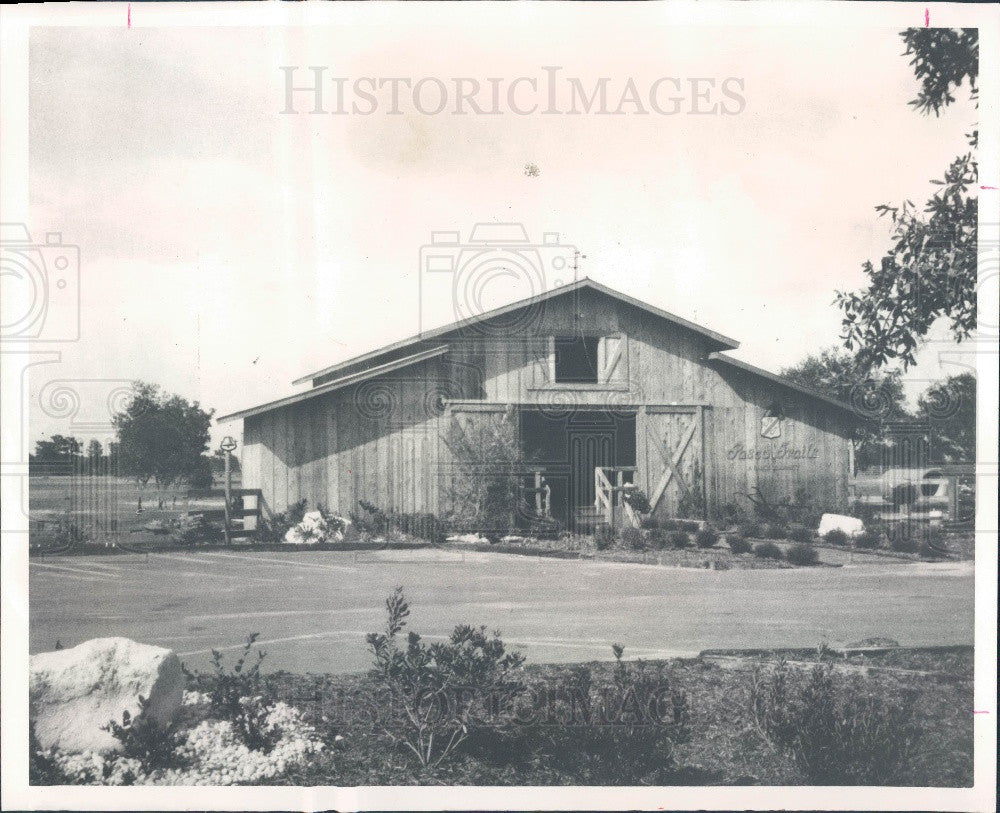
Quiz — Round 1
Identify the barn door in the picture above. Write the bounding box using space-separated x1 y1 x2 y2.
568 430 614 513
643 407 706 519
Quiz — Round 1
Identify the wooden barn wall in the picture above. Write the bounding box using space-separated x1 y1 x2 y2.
242 357 452 516
243 288 855 519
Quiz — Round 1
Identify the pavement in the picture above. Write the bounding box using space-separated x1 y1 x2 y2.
28 548 974 674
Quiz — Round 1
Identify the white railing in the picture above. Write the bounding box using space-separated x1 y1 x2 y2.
595 466 640 529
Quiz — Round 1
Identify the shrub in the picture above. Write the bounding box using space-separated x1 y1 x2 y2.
532 645 691 784
647 528 669 550
763 522 788 540
786 543 819 566
919 539 945 560
719 502 747 526
667 530 691 549
102 695 179 773
623 489 652 515
620 526 645 551
890 534 919 553
748 662 921 784
594 524 614 550
639 516 659 530
199 634 281 753
854 529 882 549
366 587 526 769
823 528 849 546
350 502 447 543
676 519 702 533
259 498 308 543
694 527 719 548
739 521 764 538
753 541 783 560
787 524 814 544
659 519 680 532
442 409 521 537
727 533 752 554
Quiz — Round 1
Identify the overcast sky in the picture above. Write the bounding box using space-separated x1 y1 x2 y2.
27 21 979 447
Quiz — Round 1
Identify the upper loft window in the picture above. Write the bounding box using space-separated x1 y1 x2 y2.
554 336 599 383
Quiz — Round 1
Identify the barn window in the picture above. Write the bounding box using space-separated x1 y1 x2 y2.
554 336 599 383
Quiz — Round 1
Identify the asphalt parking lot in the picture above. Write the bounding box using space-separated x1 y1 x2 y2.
28 548 974 673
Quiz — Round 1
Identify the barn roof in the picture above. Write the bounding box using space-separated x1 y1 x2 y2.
706 352 869 420
217 344 449 423
291 277 740 386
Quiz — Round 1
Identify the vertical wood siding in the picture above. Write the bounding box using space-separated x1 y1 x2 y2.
242 288 855 518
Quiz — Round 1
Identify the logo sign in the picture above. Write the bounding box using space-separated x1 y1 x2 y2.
760 415 781 439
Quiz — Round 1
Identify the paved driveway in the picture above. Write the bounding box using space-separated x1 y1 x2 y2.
28 548 974 673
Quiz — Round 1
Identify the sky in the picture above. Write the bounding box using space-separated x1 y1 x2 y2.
25 21 980 449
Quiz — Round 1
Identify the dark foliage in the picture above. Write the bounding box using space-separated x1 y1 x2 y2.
726 533 752 555
823 529 849 546
694 527 719 549
753 542 783 560
749 662 922 784
102 695 178 773
785 543 819 566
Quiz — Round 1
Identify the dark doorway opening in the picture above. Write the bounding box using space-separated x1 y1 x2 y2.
520 409 636 530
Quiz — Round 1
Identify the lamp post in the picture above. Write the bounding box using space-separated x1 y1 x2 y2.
219 436 238 545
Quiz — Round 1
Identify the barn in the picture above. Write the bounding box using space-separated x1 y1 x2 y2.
218 279 866 531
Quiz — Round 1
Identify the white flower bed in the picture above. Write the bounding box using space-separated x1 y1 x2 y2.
283 511 350 545
49 700 325 786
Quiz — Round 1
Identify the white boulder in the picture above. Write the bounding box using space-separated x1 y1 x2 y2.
30 637 183 754
818 513 865 538
283 510 346 544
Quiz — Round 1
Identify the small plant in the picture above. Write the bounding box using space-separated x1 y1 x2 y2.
366 587 526 770
667 530 691 549
854 529 882 549
594 524 614 550
739 521 764 538
535 645 691 784
763 522 788 540
787 524 814 544
622 488 652 516
727 533 752 554
748 662 922 784
890 533 919 553
639 516 659 530
786 543 819 566
694 527 719 548
753 541 783 560
823 528 849 546
102 695 178 773
202 633 281 753
719 502 747 527
620 526 645 551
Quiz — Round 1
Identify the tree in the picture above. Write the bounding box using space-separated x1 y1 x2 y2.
113 381 214 490
916 372 975 462
32 435 82 465
836 29 978 370
86 439 103 461
211 449 241 475
781 348 909 469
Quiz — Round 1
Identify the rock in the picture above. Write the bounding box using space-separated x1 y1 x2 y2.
818 513 864 538
30 637 183 754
